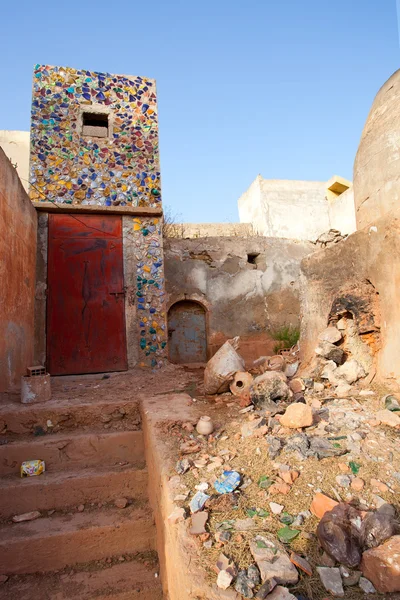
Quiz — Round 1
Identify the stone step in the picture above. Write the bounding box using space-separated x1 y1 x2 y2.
0 430 145 476
0 505 156 575
0 557 163 600
0 465 148 518
0 397 141 437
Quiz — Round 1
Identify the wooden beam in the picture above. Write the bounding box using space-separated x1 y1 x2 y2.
32 202 163 217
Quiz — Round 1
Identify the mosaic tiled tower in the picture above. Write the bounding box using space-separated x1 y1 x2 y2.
30 65 167 368
30 64 161 207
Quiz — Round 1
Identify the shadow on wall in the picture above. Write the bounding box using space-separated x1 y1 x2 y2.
167 300 208 364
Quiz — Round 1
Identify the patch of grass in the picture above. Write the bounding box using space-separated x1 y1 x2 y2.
271 324 300 354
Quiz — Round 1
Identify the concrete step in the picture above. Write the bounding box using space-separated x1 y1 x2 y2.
0 505 156 574
0 430 145 476
0 397 141 437
0 557 163 600
0 465 148 518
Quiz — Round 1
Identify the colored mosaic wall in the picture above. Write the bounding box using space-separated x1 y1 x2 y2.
132 217 167 367
30 64 161 208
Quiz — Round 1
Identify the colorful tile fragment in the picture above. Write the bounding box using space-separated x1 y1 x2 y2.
30 64 161 208
133 217 167 366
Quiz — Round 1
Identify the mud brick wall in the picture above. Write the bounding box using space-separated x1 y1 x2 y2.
300 208 400 387
164 236 314 363
0 148 37 394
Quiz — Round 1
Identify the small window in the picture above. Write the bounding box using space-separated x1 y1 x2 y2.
247 253 260 265
82 112 109 138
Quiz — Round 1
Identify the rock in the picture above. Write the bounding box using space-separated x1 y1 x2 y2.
285 433 309 458
351 477 365 491
77 504 85 512
217 570 233 590
175 458 191 474
335 359 365 384
260 586 296 600
114 497 128 509
314 382 325 392
360 511 397 549
0 575 8 584
249 535 298 585
234 518 257 531
359 576 376 593
336 318 346 330
280 404 313 429
308 437 347 459
361 535 400 592
318 327 342 344
317 567 344 597
284 361 299 378
235 570 254 597
167 507 185 524
315 341 344 364
289 378 305 394
189 511 208 535
321 360 338 379
317 504 363 568
255 578 277 599
12 511 41 523
370 478 389 494
384 394 400 412
335 382 353 397
290 552 312 575
265 436 284 459
375 409 400 428
335 475 351 488
269 502 284 515
310 493 339 519
250 372 291 409
339 565 361 586
247 564 261 586
319 551 336 567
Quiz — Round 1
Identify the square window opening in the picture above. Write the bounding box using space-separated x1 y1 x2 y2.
82 112 109 138
247 253 260 265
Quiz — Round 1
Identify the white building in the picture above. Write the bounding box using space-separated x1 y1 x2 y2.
238 174 356 241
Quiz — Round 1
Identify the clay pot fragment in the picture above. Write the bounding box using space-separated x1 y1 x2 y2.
230 371 253 397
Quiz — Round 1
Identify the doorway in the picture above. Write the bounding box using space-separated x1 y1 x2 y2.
168 301 207 364
46 214 128 375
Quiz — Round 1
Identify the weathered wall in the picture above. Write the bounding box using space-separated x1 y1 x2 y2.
165 236 314 362
0 148 37 394
0 131 30 193
166 222 253 238
299 208 400 387
328 186 356 235
238 175 356 241
238 176 330 241
30 65 161 209
354 69 400 230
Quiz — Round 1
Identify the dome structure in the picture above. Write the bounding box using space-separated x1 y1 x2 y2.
354 69 400 229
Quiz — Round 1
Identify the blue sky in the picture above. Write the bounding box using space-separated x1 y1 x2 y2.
1 0 399 222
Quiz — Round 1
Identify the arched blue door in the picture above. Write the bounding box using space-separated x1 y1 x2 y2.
168 301 207 363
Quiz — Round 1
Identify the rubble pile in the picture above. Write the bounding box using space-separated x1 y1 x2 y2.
164 334 400 599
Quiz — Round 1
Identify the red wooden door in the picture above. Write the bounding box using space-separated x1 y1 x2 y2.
47 214 128 375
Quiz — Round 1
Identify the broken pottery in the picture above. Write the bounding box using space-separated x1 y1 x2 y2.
204 337 245 394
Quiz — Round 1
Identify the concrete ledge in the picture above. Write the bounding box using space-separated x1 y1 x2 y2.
32 202 163 217
141 393 240 600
